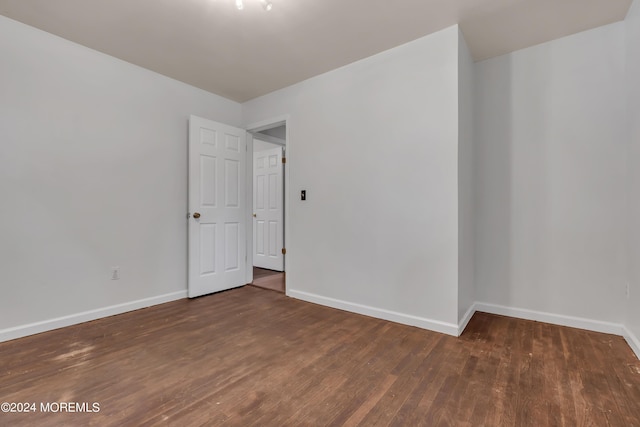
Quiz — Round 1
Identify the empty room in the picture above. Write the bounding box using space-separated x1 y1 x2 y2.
1 0 640 425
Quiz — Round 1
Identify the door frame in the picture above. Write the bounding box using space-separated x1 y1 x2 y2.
244 115 290 291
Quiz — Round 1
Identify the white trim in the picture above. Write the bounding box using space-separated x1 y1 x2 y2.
287 289 459 336
0 291 187 343
474 302 624 335
623 326 640 360
245 133 255 284
457 303 476 336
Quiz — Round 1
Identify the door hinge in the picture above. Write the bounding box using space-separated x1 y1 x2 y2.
282 157 286 164
282 248 286 255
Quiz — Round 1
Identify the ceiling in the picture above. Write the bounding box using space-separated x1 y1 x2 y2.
0 0 632 102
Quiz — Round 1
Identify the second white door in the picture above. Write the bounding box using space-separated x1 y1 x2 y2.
253 145 284 271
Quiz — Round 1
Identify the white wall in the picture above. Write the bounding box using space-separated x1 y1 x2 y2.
243 26 461 331
457 29 475 324
5 7 635 345
260 126 286 141
626 0 640 351
0 16 241 338
254 138 281 152
475 22 628 324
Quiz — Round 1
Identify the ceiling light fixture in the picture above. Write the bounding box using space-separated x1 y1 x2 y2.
235 0 273 11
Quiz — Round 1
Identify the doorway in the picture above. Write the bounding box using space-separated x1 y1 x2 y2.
248 121 287 293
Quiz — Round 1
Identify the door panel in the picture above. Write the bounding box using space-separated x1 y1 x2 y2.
224 223 239 271
200 156 217 206
253 145 284 271
189 115 246 298
200 224 216 275
269 221 278 256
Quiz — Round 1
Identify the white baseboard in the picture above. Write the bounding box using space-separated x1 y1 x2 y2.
287 289 459 336
623 326 640 360
457 304 476 336
0 291 187 343
474 302 624 336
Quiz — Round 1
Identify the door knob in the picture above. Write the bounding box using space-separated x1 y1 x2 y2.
193 212 201 219
253 213 257 217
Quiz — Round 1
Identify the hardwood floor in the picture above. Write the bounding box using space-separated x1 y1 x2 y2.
1 286 639 426
251 267 285 293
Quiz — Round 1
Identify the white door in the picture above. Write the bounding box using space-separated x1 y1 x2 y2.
253 145 284 271
188 115 246 298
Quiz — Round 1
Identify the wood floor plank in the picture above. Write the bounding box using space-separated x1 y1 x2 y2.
252 267 285 293
1 288 639 426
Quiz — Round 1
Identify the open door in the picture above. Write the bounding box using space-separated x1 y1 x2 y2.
253 145 284 271
188 115 247 298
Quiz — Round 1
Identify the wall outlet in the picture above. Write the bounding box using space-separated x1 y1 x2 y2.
111 267 120 280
